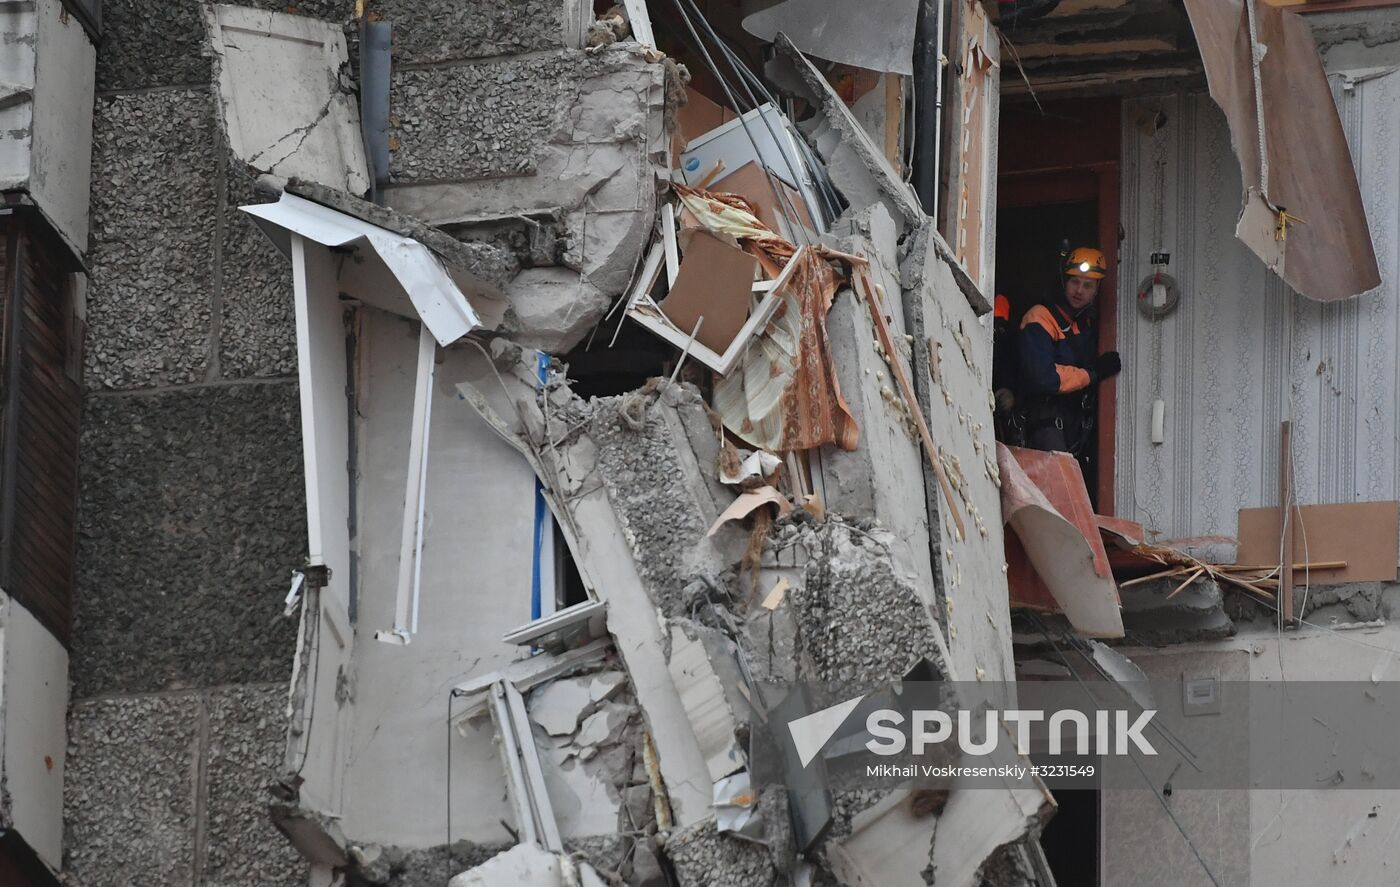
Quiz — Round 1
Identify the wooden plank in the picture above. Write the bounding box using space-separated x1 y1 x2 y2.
1280 421 1294 623
10 545 69 601
19 356 80 406
10 500 72 574
11 532 71 595
18 303 64 359
1237 501 1400 586
883 74 903 172
19 382 81 447
19 280 63 328
13 459 75 528
13 457 75 523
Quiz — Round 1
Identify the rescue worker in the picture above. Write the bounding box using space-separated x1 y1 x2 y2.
1016 246 1121 454
991 293 1018 443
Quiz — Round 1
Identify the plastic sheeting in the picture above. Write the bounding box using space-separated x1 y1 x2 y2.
742 0 919 75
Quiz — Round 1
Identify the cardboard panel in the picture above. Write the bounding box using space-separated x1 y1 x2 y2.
710 161 815 241
672 88 736 160
658 231 758 355
1237 501 1400 585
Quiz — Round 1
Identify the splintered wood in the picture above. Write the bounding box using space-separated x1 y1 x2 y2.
1118 541 1348 602
851 264 967 541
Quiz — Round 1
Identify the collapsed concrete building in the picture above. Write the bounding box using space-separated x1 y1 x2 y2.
5 0 1400 885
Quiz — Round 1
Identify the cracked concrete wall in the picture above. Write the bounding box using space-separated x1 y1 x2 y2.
901 223 1017 692
1104 627 1400 887
819 206 937 603
455 342 1048 885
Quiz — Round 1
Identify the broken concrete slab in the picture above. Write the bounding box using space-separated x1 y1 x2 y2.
1121 576 1235 645
819 205 937 599
203 5 370 194
666 817 783 887
385 47 668 353
777 34 921 236
454 352 718 828
288 181 518 293
498 267 609 354
668 623 747 782
447 842 561 887
576 702 631 748
830 780 1050 887
589 671 626 703
788 520 951 685
529 676 595 736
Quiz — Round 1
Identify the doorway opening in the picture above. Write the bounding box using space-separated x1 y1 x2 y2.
1038 787 1101 885
995 100 1121 512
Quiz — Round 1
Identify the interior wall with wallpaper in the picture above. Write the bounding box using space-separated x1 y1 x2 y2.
1114 73 1400 543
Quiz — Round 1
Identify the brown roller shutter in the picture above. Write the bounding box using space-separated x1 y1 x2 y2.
0 212 83 645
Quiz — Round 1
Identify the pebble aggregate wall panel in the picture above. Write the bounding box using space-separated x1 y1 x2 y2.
72 383 302 697
367 0 567 64
220 157 298 378
63 694 201 885
86 88 218 390
94 0 355 91
388 53 581 182
202 686 306 886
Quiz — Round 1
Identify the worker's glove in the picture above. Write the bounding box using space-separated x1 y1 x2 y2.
1092 351 1122 382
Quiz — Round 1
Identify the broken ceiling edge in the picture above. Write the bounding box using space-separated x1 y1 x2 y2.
286 180 519 294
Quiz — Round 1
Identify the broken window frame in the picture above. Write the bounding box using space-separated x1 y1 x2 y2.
376 324 436 646
487 680 565 852
625 240 805 376
943 0 999 295
448 639 614 849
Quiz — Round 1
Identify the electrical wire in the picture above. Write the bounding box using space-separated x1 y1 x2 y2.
446 692 455 869
291 598 324 781
1242 595 1400 659
669 0 841 232
687 14 844 220
667 0 819 248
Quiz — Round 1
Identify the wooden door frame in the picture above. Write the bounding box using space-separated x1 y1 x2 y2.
998 162 1121 514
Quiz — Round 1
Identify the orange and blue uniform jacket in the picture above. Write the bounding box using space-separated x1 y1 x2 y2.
1016 302 1096 397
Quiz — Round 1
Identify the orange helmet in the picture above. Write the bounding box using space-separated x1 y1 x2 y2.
1065 247 1108 280
994 293 1011 322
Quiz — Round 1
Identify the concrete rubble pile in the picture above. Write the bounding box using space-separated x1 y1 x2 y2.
211 2 1052 885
